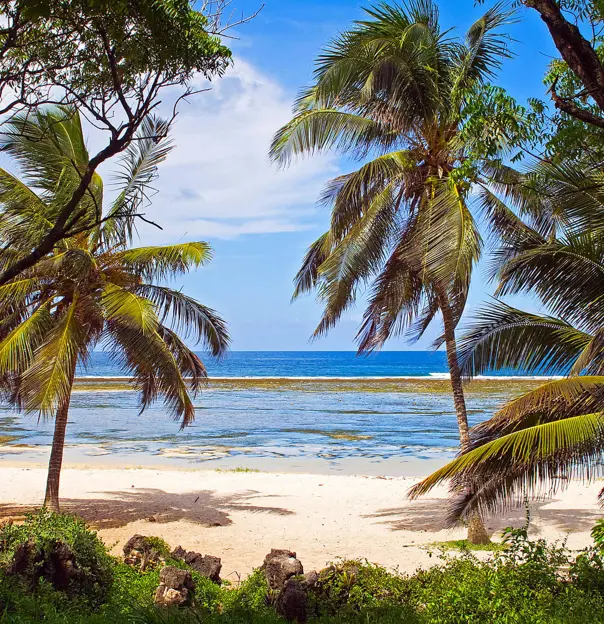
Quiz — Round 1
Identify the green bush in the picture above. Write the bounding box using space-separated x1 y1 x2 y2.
4 512 604 623
307 560 412 617
0 511 113 607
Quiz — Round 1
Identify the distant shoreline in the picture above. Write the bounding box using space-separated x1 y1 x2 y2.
74 374 560 381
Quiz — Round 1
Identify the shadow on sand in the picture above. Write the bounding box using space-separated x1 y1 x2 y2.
364 498 601 535
0 488 295 529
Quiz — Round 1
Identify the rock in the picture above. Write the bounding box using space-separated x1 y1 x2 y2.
275 571 318 623
262 549 297 567
6 539 81 591
171 546 187 560
276 578 308 622
170 546 222 583
263 549 304 590
302 570 319 587
6 539 36 576
154 566 195 608
43 542 80 591
123 535 165 571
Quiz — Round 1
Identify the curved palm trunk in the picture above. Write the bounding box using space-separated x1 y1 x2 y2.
43 370 76 513
440 294 490 545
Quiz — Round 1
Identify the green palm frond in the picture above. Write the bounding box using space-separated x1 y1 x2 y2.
114 242 212 280
0 302 53 374
458 300 591 378
312 181 400 337
571 330 604 376
270 109 393 167
107 321 196 427
101 283 159 335
453 2 515 94
135 285 229 356
496 232 604 334
19 296 89 415
1 107 89 193
409 412 604 517
292 232 333 300
157 325 208 393
101 115 173 246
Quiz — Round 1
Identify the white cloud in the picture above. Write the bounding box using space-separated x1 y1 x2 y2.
127 59 338 242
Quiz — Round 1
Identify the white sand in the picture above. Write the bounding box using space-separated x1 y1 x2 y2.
0 463 601 579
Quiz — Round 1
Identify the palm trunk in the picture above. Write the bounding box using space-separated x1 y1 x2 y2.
440 294 490 545
43 371 76 513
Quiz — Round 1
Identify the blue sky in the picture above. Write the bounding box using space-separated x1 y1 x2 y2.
137 0 559 351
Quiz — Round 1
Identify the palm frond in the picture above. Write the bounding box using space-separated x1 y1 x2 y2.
270 109 393 167
135 284 229 357
409 412 604 520
100 115 173 246
19 296 89 415
113 242 212 281
458 300 591 377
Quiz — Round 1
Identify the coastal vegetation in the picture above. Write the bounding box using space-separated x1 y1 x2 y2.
270 0 538 543
410 158 604 520
3 511 604 623
0 107 229 511
2 0 604 622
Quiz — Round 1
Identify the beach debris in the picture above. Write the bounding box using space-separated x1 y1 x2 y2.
123 535 166 571
262 549 304 590
275 571 318 623
171 546 222 583
6 538 81 592
153 566 195 608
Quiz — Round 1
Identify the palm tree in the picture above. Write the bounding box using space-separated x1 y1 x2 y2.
0 108 229 512
409 158 604 522
270 0 519 542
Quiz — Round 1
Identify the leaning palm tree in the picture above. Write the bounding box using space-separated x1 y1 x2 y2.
0 108 229 512
409 158 604 522
270 0 520 542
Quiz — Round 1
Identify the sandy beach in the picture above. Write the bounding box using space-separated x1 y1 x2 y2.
0 461 601 580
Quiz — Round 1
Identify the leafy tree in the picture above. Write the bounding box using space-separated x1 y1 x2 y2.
475 1 604 131
270 0 535 543
409 158 604 522
0 0 259 287
0 108 230 511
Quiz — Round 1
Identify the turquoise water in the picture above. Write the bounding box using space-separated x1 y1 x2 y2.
0 352 531 470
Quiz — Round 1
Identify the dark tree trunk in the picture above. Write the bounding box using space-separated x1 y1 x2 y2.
526 0 604 127
43 368 76 513
440 294 490 545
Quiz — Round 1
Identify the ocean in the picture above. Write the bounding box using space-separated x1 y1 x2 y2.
1 351 543 474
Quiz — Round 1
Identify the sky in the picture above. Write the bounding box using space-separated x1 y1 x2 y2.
78 1 563 351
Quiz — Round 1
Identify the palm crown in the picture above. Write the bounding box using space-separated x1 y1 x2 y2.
409 158 604 522
0 107 229 510
270 0 519 350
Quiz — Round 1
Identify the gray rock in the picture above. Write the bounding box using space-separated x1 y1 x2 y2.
276 578 308 622
6 539 81 592
170 546 222 583
263 549 304 590
263 549 297 567
154 566 195 607
123 535 164 571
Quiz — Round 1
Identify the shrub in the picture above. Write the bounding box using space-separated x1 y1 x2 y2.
591 518 604 550
0 510 113 607
307 560 412 618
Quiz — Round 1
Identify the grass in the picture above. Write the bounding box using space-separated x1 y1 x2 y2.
428 539 507 552
215 467 261 473
0 435 17 445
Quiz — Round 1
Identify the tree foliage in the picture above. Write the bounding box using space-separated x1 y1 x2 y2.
409 158 604 523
